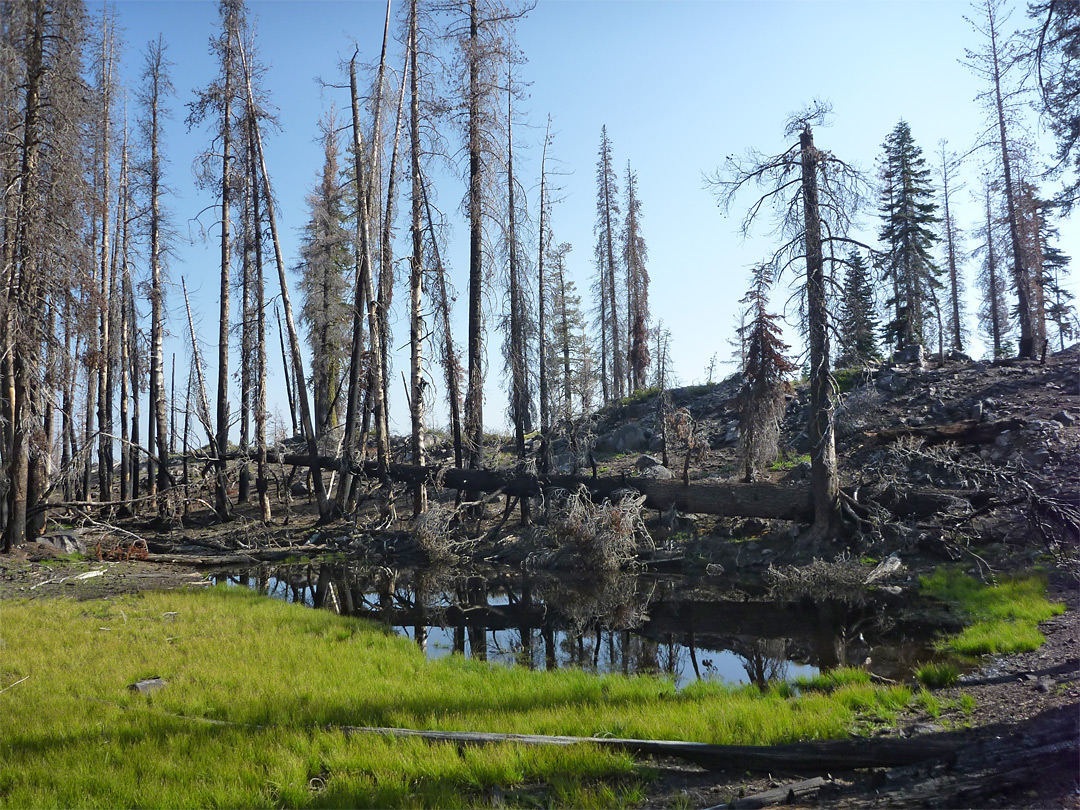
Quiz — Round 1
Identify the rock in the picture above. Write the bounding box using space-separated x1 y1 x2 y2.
947 349 972 363
129 677 168 694
892 344 926 367
596 423 647 453
1052 410 1076 426
35 533 87 556
639 464 674 480
875 374 909 394
290 481 310 497
634 454 663 471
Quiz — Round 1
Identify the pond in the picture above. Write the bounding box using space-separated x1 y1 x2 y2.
218 561 940 689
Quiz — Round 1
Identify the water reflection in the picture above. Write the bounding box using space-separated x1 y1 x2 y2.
219 561 933 688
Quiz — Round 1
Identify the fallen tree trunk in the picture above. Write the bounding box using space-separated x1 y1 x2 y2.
333 724 960 772
860 418 1026 447
263 455 815 521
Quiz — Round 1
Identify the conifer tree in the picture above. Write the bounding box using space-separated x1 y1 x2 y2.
298 111 351 451
594 126 623 403
937 141 967 353
1039 209 1075 352
966 0 1039 357
736 264 796 483
1026 0 1080 213
836 251 880 367
974 176 1011 358
622 162 650 393
878 120 940 351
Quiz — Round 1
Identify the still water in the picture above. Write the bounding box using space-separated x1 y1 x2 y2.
221 562 933 689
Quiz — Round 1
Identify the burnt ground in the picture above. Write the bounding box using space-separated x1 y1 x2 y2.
2 347 1079 808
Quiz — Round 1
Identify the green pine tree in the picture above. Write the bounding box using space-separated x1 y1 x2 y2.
836 251 881 367
878 120 941 351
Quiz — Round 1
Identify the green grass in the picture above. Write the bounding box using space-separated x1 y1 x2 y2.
920 569 1065 656
768 452 811 471
0 589 915 808
915 661 960 689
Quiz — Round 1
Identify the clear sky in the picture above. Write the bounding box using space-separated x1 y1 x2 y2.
109 0 1077 441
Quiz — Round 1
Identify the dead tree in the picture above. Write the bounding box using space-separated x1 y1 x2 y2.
139 35 173 514
965 0 1039 359
237 37 333 522
710 102 869 540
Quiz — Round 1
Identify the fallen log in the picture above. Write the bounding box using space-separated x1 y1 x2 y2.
333 725 960 772
145 544 336 566
860 418 1026 447
707 775 831 809
265 455 815 521
237 451 990 523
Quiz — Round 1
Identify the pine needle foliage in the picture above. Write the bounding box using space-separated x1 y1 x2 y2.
836 250 880 367
736 264 796 482
877 120 941 351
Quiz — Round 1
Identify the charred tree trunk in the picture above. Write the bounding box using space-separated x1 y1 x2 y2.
799 126 840 539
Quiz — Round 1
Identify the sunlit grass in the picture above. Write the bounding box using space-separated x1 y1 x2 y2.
1 588 914 808
920 569 1065 655
915 661 960 688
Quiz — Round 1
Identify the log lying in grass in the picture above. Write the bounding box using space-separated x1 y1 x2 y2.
334 725 960 772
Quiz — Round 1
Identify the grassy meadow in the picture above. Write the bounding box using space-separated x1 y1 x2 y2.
0 586 919 809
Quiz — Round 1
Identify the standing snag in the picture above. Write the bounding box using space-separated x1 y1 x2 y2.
709 102 869 540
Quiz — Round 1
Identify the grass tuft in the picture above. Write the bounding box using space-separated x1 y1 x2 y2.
916 661 960 689
793 667 871 693
920 569 1065 655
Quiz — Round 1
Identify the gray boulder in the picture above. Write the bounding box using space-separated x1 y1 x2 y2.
596 422 647 454
892 344 926 366
634 454 663 471
36 533 86 556
639 464 674 480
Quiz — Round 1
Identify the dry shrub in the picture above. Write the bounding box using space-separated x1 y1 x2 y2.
413 504 476 562
546 486 652 571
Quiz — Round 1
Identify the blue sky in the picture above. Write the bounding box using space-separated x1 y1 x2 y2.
109 0 1077 439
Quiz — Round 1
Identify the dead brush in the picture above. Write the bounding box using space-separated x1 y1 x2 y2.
413 504 477 562
545 486 652 571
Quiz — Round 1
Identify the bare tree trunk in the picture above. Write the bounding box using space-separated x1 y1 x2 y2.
147 36 171 515
465 0 485 470
276 308 298 436
407 0 426 515
238 40 332 521
117 122 132 516
96 13 115 511
506 69 529 523
252 148 271 523
985 2 1035 359
214 17 234 520
127 251 141 499
940 145 964 353
537 118 551 467
418 163 464 471
799 126 839 538
183 278 229 515
378 12 407 458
